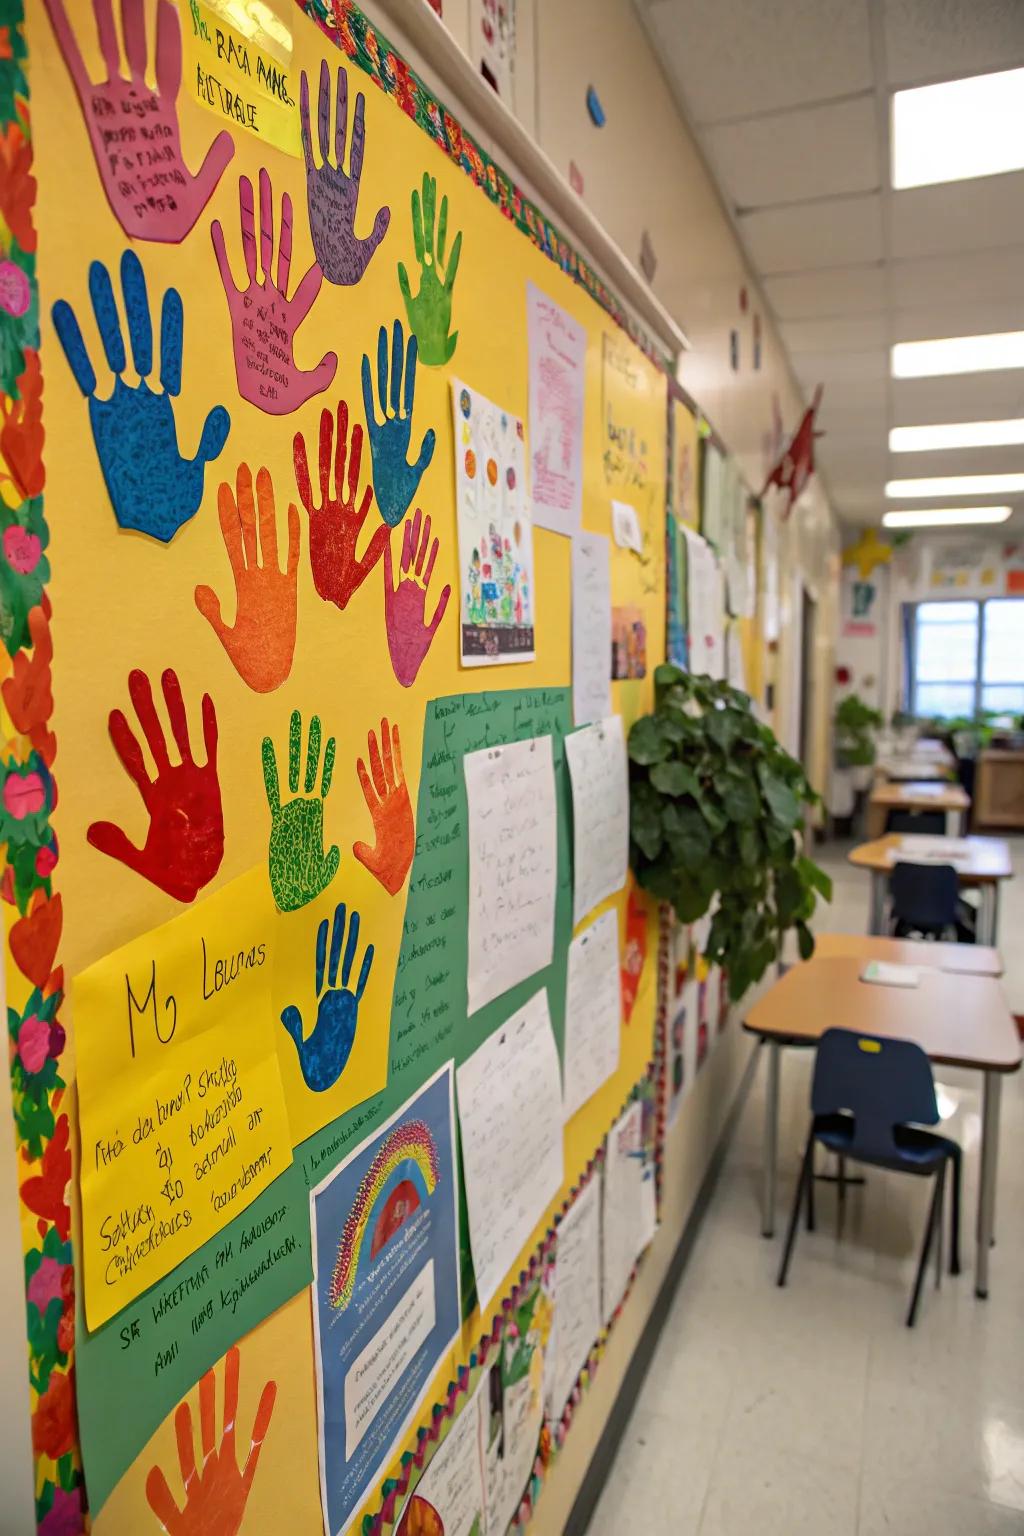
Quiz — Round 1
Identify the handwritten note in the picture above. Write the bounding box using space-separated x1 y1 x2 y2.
183 0 302 155
396 1370 488 1536
464 736 558 1015
565 717 629 926
682 525 725 680
527 283 586 537
455 990 564 1313
546 1177 601 1421
562 911 621 1120
601 1101 654 1325
571 532 612 728
74 869 293 1328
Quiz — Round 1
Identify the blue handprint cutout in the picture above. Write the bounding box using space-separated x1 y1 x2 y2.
52 249 230 543
280 901 374 1093
360 318 435 528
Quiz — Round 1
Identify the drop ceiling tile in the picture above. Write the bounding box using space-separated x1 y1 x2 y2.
891 372 1024 424
704 97 878 208
763 264 886 320
882 0 1024 86
781 315 888 353
891 297 1024 345
797 376 891 415
641 0 872 123
790 348 888 384
886 444 1024 479
890 172 1024 258
889 247 1024 310
739 192 883 273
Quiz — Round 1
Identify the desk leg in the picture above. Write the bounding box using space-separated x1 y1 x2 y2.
762 1039 781 1239
869 870 886 936
977 884 999 947
976 1071 1002 1299
945 809 958 837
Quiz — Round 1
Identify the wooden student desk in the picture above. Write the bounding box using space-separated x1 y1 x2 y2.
849 834 1013 945
745 949 1021 1300
813 931 1002 976
865 780 970 841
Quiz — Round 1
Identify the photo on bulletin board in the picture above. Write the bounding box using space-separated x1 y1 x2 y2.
611 604 647 679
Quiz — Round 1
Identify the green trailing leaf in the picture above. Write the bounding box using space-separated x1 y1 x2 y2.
650 760 699 797
798 854 832 901
706 707 744 753
663 801 710 869
627 715 670 765
722 773 760 824
797 921 815 961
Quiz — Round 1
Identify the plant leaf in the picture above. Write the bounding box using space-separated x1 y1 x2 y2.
650 760 700 798
722 774 760 824
797 921 815 960
628 715 670 765
663 802 711 870
798 855 832 901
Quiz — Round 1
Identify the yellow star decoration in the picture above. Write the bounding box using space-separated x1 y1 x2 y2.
843 527 892 579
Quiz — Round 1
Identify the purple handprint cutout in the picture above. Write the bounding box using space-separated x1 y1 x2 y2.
300 60 390 286
384 509 451 689
43 0 233 243
212 169 337 417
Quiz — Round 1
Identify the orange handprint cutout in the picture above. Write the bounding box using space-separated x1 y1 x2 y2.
145 1345 277 1536
195 464 300 693
353 717 414 895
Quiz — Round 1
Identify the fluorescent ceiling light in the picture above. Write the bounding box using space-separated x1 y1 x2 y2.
892 332 1024 378
883 507 1012 529
885 473 1024 498
889 419 1024 453
892 67 1024 189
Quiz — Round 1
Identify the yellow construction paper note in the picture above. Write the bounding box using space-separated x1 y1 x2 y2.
182 0 303 157
74 868 293 1329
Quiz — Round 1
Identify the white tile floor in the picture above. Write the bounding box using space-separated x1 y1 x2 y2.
586 836 1024 1536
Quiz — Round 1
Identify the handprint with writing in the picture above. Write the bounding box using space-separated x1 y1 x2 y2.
397 173 463 366
280 901 373 1092
293 399 389 611
361 319 435 528
262 709 339 912
88 668 223 902
353 718 414 896
384 509 452 688
145 1345 276 1536
43 0 233 243
195 464 300 694
301 60 390 285
212 168 337 416
52 249 230 542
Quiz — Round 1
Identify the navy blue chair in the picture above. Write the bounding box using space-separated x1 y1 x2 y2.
777 1028 961 1327
886 809 947 836
888 861 959 940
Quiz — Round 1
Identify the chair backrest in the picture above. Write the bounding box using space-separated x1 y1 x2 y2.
890 860 959 930
886 809 946 835
811 1027 938 1162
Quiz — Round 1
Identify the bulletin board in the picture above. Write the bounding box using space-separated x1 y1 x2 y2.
4 1 668 1532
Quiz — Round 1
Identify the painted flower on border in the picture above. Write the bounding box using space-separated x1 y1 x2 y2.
32 1368 75 1460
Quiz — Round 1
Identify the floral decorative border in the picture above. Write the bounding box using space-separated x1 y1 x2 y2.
0 2 84 1531
296 0 670 370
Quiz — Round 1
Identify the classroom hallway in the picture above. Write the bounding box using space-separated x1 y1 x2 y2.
585 837 1024 1536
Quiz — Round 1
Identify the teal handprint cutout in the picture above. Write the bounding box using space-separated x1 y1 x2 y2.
361 319 435 528
397 173 463 367
262 709 340 911
280 901 373 1092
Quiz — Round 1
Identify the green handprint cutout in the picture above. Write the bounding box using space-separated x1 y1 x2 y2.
397 172 463 367
262 709 340 911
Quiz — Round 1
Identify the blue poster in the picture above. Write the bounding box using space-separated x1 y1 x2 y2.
311 1063 460 1535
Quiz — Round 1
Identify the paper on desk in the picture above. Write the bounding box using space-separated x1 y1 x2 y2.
566 716 629 927
571 531 612 727
545 1176 601 1421
860 960 921 988
456 990 564 1314
601 1100 654 1325
562 910 621 1121
899 835 970 856
464 735 558 1015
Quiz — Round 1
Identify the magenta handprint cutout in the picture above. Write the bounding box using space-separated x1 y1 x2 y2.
384 509 452 688
300 60 390 286
43 0 233 244
212 169 337 417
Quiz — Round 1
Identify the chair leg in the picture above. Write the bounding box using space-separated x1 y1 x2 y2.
806 1144 816 1232
949 1146 962 1277
778 1130 815 1288
837 1154 847 1240
934 1161 945 1290
906 1172 943 1327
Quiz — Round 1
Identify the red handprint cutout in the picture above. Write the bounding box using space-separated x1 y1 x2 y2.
384 509 451 688
353 718 414 896
212 168 337 416
195 464 300 694
145 1345 277 1536
42 0 233 243
88 669 223 902
293 399 389 611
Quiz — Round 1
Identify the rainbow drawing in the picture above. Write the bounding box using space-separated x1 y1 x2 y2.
329 1120 440 1310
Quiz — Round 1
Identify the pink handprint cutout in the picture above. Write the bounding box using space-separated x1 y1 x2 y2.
212 169 337 417
384 509 452 688
42 0 233 243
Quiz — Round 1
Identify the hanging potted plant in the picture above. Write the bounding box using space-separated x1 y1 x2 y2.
627 666 831 1000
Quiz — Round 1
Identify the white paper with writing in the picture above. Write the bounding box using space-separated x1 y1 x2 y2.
611 499 643 554
562 910 621 1121
395 1369 487 1536
601 1100 655 1324
527 283 586 537
464 736 558 1015
571 531 612 727
545 1176 601 1422
682 525 725 680
456 990 564 1313
565 716 629 926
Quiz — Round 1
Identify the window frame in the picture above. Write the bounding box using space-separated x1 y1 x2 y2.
904 595 1024 718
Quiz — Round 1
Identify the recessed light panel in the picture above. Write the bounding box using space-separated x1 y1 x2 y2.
889 419 1024 453
891 333 1024 379
892 68 1024 189
885 474 1024 498
882 507 1012 529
